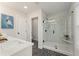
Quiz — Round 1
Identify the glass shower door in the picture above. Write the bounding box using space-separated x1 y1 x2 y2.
43 19 57 42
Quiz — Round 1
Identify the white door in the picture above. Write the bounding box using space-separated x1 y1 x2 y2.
32 17 38 41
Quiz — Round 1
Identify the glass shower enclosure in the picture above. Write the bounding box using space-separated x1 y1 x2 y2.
43 17 73 56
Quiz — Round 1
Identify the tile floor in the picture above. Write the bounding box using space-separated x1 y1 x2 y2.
32 40 67 56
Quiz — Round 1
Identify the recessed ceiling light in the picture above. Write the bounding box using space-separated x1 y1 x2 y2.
24 6 28 9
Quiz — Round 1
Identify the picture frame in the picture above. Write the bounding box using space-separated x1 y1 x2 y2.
1 14 14 29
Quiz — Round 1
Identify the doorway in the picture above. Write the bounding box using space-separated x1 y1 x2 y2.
32 17 38 48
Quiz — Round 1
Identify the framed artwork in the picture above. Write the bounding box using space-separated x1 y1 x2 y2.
1 14 14 29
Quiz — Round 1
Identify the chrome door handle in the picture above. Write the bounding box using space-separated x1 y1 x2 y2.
53 30 55 34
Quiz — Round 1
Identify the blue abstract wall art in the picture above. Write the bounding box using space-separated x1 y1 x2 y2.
1 14 14 29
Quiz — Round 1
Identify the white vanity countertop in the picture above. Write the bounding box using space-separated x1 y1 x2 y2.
0 35 33 56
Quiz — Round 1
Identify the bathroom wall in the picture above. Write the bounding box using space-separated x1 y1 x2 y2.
0 4 27 41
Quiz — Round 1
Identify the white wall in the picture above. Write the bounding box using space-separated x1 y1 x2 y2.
26 9 43 49
0 4 27 41
72 3 79 55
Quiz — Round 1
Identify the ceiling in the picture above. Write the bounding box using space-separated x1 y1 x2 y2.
0 2 39 14
0 2 72 16
37 2 72 16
